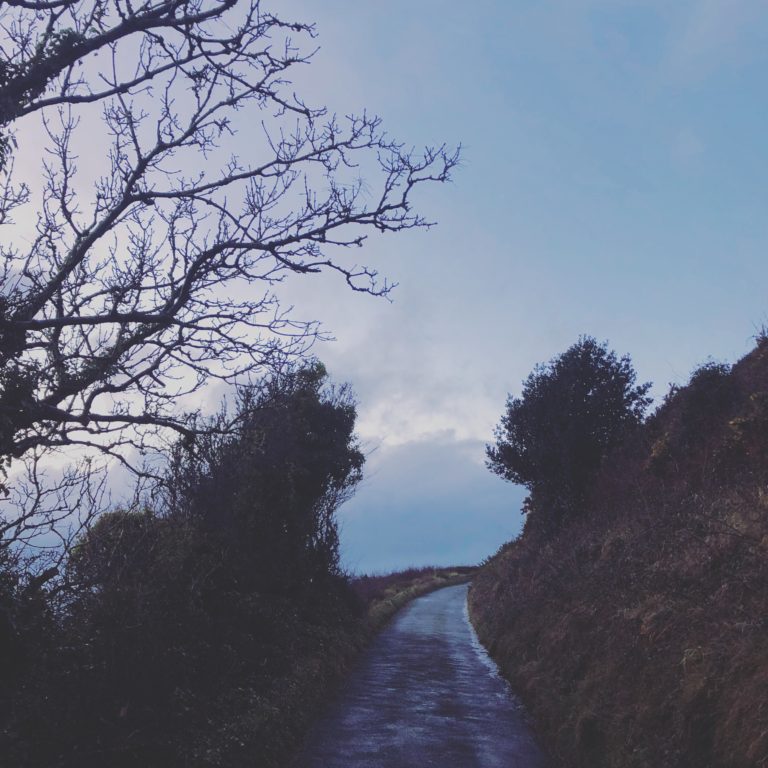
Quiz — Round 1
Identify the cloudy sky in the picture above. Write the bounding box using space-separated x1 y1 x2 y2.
268 0 768 572
10 1 768 573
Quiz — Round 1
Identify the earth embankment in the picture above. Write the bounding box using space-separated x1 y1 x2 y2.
469 340 768 767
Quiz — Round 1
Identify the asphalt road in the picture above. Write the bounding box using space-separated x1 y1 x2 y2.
298 583 545 767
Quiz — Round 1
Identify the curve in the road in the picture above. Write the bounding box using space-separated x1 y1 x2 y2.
297 583 545 767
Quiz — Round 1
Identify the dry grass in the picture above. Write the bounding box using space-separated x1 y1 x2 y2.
356 566 475 631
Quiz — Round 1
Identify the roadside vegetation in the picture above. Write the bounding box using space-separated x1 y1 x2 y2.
353 566 476 631
1 363 357 767
471 335 768 767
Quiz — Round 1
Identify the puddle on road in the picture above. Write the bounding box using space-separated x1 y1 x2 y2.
463 593 507 684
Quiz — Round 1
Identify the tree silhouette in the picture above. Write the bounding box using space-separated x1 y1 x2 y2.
162 361 363 594
0 1 457 548
487 336 651 529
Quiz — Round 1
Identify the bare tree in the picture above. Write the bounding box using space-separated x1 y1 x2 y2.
0 2 291 148
0 0 458 546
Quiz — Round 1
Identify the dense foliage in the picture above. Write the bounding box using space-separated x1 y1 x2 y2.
163 363 363 596
0 364 365 768
487 336 651 529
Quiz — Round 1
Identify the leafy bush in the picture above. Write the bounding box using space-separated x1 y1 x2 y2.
487 336 651 531
163 361 364 597
0 362 366 767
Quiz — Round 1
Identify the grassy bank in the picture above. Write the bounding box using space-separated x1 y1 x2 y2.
469 340 768 767
355 565 476 631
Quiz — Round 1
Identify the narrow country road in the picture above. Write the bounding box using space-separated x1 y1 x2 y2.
298 583 545 767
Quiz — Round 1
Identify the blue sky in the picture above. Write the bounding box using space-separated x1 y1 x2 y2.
272 1 768 572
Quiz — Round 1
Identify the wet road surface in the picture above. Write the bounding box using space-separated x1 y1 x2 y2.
298 583 545 767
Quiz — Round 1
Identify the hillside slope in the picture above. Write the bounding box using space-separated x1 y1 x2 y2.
469 340 768 768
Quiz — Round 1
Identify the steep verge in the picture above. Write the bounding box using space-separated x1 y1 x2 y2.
469 340 768 768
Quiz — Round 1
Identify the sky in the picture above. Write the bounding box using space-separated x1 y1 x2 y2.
8 1 768 573
270 0 768 572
